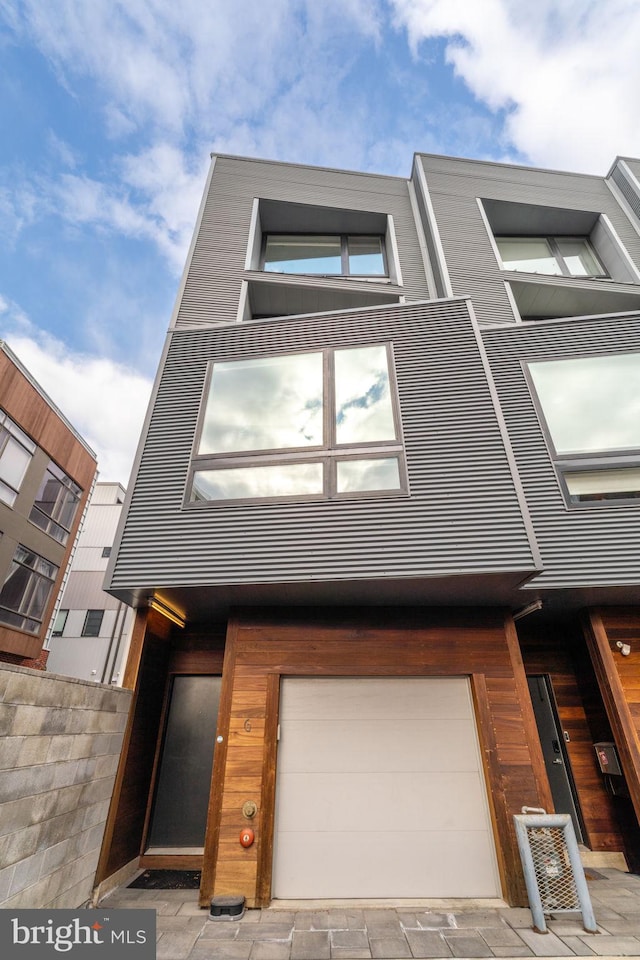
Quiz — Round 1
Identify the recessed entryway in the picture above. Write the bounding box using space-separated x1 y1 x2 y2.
272 677 500 898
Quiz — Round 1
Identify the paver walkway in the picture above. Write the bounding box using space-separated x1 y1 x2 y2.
101 867 640 959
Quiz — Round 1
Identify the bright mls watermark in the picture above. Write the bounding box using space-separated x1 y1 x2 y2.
0 910 156 958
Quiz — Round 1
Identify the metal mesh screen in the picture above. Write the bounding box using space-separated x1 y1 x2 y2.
527 826 579 911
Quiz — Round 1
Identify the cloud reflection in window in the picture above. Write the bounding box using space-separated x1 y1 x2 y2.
335 345 396 444
199 352 323 454
530 353 640 454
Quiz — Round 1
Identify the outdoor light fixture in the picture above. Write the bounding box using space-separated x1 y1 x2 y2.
512 599 544 621
147 596 186 628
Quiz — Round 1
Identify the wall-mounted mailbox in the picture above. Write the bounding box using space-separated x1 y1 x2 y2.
594 742 622 776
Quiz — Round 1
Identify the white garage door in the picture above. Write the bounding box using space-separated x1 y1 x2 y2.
272 677 500 899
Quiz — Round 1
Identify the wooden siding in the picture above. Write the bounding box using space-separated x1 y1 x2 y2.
0 348 97 658
95 614 226 883
175 156 431 329
200 607 552 908
585 608 640 834
519 618 628 855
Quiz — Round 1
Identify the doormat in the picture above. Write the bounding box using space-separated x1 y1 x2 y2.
128 870 201 890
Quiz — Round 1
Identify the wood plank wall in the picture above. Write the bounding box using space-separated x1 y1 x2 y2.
585 606 640 867
518 616 627 854
96 615 227 884
201 606 552 908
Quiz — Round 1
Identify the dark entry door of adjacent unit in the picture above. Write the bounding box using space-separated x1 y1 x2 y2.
527 675 584 843
147 675 221 849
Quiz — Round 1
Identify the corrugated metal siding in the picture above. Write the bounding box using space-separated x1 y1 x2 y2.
175 157 431 328
610 164 640 223
624 158 640 182
108 300 537 591
418 155 640 326
483 313 640 587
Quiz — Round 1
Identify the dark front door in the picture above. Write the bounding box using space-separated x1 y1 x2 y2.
527 675 584 842
147 674 221 849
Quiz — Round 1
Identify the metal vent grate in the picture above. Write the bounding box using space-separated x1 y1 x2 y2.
527 825 579 911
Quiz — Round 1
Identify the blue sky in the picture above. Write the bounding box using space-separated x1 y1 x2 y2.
1 0 640 481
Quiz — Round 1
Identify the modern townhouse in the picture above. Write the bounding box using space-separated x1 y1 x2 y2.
97 151 640 908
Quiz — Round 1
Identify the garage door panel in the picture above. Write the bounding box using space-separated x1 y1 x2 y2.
279 677 473 721
278 718 481 773
273 830 499 899
276 771 491 832
273 678 499 898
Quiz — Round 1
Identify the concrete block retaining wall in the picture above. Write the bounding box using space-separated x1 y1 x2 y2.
0 662 132 908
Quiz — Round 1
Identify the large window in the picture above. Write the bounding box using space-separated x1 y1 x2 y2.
29 461 81 544
262 234 386 277
0 411 35 507
528 352 640 504
0 545 58 634
497 237 607 278
191 344 405 503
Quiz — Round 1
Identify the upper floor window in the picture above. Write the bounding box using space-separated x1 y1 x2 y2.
262 234 386 277
190 344 405 503
0 544 58 634
0 410 36 507
528 351 640 504
29 461 82 545
497 237 607 278
52 608 68 637
82 609 104 637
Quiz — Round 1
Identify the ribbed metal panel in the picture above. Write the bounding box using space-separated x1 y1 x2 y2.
610 164 640 223
624 158 640 182
483 313 640 587
419 155 640 326
175 157 431 328
108 301 537 592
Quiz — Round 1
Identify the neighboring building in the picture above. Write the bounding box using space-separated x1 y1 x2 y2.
0 341 97 668
46 482 134 685
96 152 640 908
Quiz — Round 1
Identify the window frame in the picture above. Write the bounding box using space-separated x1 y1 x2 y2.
260 232 388 278
0 544 58 635
29 460 82 545
0 410 36 507
188 343 408 506
524 352 640 509
82 609 104 637
496 235 608 279
52 608 68 637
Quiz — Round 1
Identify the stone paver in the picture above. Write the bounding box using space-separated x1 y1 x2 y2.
100 866 640 959
249 942 292 959
478 924 526 946
290 930 330 959
370 937 412 959
579 935 640 956
404 929 452 957
515 927 576 956
236 923 294 941
490 947 532 957
443 931 493 958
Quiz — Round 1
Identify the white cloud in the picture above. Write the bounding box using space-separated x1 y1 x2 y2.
0 300 152 484
390 0 640 172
